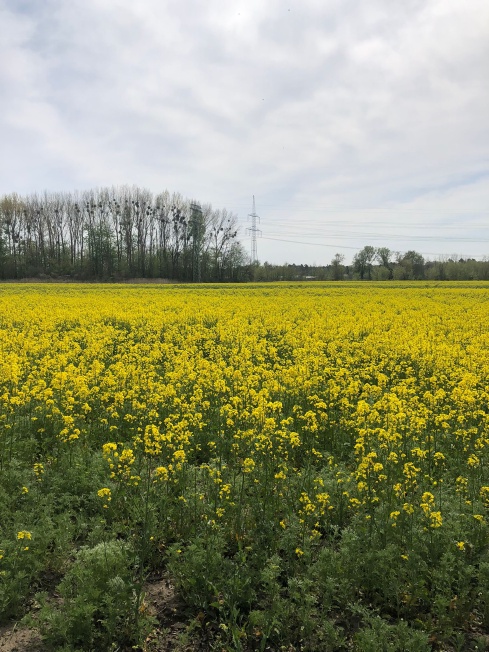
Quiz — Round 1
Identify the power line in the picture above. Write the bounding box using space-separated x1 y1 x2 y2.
263 228 489 243
223 199 487 216
262 236 359 250
260 236 488 260
254 206 487 215
258 218 489 230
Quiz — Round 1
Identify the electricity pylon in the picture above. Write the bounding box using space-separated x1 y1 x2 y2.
246 195 261 263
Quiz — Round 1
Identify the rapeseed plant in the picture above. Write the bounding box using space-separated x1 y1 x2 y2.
2 282 489 649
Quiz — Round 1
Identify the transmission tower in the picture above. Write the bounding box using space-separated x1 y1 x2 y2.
246 195 261 263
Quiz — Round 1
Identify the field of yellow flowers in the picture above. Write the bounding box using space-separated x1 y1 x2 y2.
1 282 489 651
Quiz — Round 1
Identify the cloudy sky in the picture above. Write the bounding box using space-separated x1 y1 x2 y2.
1 0 488 264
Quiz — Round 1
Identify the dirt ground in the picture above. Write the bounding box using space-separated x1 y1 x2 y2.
0 625 44 652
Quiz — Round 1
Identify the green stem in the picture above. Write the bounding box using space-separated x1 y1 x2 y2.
134 458 152 635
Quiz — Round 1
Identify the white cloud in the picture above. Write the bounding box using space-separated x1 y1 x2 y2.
0 0 487 262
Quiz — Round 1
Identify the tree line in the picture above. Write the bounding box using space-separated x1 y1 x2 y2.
0 187 247 281
1 191 487 283
252 246 489 282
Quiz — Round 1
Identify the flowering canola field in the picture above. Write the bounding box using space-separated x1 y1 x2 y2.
2 283 489 650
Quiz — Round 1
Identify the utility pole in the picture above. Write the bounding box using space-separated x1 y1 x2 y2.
190 202 203 282
246 195 261 264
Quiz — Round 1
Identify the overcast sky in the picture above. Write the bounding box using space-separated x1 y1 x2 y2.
1 0 488 264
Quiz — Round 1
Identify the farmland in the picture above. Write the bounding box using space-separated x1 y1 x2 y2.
1 283 489 651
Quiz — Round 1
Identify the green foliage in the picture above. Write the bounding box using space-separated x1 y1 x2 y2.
4 284 489 650
34 540 152 651
354 617 430 652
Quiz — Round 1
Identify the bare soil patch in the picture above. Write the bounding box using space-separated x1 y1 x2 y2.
0 624 44 652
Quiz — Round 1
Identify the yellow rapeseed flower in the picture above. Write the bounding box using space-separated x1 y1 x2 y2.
17 531 32 540
429 511 443 528
242 457 255 473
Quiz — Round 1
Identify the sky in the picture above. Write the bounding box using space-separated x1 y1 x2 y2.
1 0 488 265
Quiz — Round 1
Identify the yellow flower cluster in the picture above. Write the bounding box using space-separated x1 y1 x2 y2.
2 283 489 550
16 531 32 540
102 442 140 485
97 487 112 508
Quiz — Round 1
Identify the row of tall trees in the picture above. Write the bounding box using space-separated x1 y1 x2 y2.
0 187 247 281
